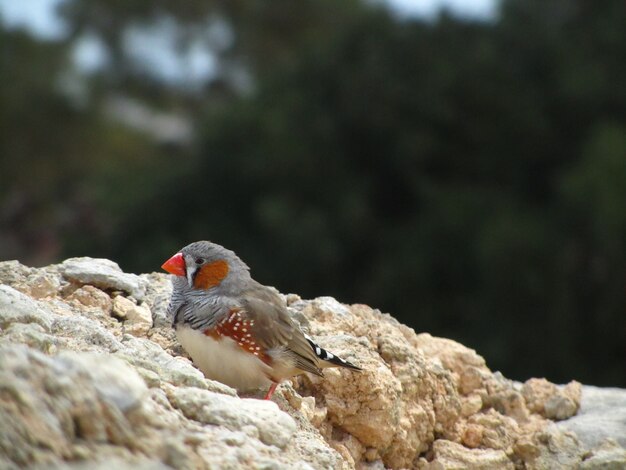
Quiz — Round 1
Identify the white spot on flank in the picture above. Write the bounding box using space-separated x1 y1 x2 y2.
315 347 321 355
242 328 247 332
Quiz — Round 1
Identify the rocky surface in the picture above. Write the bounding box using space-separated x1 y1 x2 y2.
0 257 624 469
557 385 626 450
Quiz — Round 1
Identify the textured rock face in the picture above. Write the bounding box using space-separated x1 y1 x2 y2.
557 385 626 449
0 258 623 469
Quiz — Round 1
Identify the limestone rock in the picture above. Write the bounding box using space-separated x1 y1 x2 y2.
140 272 172 328
0 259 33 286
425 440 514 469
519 425 584 470
295 302 462 468
166 385 297 448
26 270 62 298
67 285 113 312
58 257 148 301
580 439 626 469
112 295 153 336
0 258 624 469
0 345 148 467
522 378 581 420
0 285 54 330
558 385 626 449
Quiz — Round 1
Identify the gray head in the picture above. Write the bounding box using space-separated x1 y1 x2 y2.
162 240 251 292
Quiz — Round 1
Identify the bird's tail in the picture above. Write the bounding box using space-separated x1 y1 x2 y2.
305 335 362 371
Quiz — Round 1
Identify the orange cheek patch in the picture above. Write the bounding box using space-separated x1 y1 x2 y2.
193 260 230 289
204 310 270 364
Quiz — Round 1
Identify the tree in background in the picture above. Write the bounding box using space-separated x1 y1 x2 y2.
1 0 625 386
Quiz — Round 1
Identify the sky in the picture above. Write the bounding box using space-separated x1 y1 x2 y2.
0 0 497 40
0 0 68 40
386 0 496 18
0 0 497 86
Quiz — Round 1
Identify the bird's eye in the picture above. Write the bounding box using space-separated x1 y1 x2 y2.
195 258 205 265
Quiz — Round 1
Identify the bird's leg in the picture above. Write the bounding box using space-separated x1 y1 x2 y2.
264 382 278 400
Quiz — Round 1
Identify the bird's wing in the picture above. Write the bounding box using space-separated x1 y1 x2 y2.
239 284 323 377
169 284 232 331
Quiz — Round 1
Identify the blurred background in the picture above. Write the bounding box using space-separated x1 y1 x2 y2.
1 0 625 387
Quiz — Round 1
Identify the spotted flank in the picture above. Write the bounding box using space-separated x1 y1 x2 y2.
204 309 269 363
304 334 362 371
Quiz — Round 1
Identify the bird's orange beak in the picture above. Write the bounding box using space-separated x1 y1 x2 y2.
162 252 186 276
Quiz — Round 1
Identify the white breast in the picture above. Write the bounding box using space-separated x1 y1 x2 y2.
176 326 272 391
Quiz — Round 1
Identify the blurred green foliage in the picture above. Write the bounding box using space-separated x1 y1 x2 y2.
1 0 625 386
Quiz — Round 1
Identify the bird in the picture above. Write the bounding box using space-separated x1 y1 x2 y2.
161 240 361 400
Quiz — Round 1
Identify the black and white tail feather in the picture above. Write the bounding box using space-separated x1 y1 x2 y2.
304 334 362 371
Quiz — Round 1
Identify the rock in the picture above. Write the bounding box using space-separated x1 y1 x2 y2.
460 393 483 417
0 343 313 469
425 439 514 469
580 439 626 469
519 425 584 470
112 296 153 336
558 385 626 449
1 257 624 469
298 303 462 468
487 388 530 423
140 272 172 328
166 385 297 448
464 408 519 450
522 378 581 420
58 257 148 301
0 285 53 331
310 296 352 317
0 260 33 287
60 457 172 470
59 351 149 411
412 333 488 377
0 322 57 354
0 345 147 466
293 432 345 469
115 334 237 394
26 270 61 298
545 381 581 420
67 285 112 312
51 312 123 353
